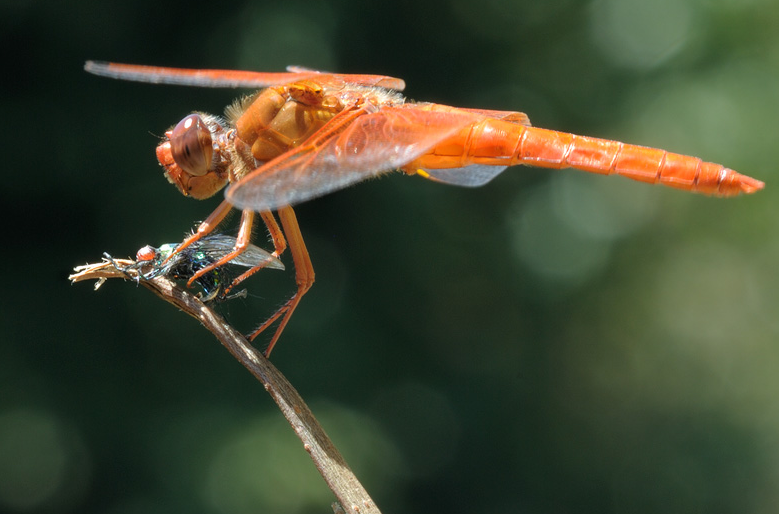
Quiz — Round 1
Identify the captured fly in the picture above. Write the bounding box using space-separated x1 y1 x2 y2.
113 234 284 302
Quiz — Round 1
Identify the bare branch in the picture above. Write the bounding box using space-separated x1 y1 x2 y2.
70 259 381 514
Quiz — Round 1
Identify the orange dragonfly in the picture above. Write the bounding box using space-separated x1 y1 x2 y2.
85 61 764 356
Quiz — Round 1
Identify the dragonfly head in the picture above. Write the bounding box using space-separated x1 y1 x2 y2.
156 113 230 199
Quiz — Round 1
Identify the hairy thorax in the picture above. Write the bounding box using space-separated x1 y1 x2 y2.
227 82 405 178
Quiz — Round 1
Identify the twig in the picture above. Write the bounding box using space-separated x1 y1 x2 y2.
69 259 381 514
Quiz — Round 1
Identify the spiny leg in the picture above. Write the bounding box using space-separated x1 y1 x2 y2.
249 205 315 357
221 210 288 296
163 199 233 267
185 208 255 287
259 210 287 255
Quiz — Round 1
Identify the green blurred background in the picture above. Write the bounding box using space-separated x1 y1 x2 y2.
3 0 779 512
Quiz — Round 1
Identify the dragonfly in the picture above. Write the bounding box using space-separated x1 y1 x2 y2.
85 61 764 356
131 233 285 301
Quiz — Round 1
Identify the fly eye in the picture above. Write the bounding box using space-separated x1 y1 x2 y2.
170 114 213 176
136 245 157 262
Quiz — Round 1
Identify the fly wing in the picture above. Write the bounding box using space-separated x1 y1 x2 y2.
226 106 480 212
194 235 284 270
230 244 285 270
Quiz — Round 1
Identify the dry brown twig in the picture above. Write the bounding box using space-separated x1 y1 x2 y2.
69 258 380 514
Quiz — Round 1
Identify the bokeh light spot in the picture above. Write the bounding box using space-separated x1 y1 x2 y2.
552 172 657 241
0 409 89 511
590 0 694 70
651 242 761 344
507 176 611 286
205 405 400 514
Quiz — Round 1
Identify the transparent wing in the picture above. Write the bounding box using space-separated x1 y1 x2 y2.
85 61 405 90
420 165 508 187
286 65 328 73
192 234 284 270
226 106 481 212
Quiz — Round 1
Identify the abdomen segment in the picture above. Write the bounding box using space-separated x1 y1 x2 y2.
419 119 764 196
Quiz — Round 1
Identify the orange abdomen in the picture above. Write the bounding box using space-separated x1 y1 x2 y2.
419 118 764 196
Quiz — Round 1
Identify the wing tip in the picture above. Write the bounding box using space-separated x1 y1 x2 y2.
84 60 105 74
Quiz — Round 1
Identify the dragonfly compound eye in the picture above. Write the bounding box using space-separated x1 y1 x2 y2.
170 114 213 177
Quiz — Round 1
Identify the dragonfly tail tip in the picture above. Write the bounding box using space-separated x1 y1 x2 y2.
739 174 765 195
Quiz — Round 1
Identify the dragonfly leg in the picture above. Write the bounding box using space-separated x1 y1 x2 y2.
185 208 255 287
260 210 288 256
164 199 233 271
221 210 287 296
248 205 314 357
